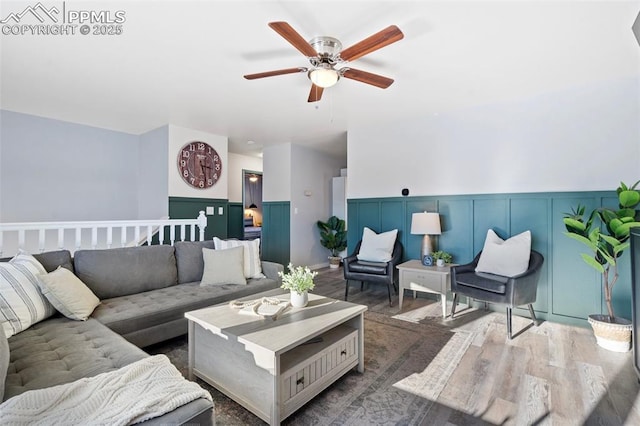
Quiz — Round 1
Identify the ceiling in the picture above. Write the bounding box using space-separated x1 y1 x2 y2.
1 1 639 160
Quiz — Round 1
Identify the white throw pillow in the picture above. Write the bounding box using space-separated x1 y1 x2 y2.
357 227 398 263
0 251 55 338
37 266 100 321
213 237 265 279
475 229 532 277
201 247 247 286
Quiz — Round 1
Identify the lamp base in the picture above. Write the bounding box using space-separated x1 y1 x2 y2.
421 234 435 259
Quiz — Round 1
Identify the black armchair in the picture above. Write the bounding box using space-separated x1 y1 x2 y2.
450 250 544 339
343 240 403 306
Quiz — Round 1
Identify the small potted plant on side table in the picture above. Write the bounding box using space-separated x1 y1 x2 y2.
279 263 318 308
432 250 453 267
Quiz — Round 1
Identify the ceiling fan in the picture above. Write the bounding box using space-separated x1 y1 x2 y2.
244 22 404 102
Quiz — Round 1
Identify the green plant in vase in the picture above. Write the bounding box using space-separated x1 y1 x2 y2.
563 180 640 351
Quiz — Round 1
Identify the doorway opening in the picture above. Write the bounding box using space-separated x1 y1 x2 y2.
242 170 262 240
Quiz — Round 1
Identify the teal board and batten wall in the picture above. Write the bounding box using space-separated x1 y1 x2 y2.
168 197 228 241
227 202 244 240
347 191 631 327
262 201 291 266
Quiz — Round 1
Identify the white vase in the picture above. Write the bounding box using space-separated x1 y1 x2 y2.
437 259 445 267
290 290 308 308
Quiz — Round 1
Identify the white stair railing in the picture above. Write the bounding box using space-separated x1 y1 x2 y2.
0 211 208 257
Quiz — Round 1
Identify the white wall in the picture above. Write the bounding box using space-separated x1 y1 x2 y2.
0 110 140 222
348 77 640 199
168 125 228 199
138 125 169 219
290 145 346 269
263 143 292 202
227 153 262 203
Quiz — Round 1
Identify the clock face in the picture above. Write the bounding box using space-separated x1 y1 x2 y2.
177 141 222 189
422 254 434 266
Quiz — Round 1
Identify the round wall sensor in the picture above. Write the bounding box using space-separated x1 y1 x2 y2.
402 188 409 196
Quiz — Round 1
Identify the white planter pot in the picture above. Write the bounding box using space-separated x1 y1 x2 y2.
328 256 341 269
588 314 632 352
290 290 309 308
436 259 445 267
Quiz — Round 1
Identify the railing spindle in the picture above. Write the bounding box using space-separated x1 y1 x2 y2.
91 227 98 249
38 229 45 253
107 227 113 249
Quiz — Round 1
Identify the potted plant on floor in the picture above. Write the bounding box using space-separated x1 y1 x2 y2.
563 180 640 352
432 250 453 267
279 263 318 308
317 216 347 268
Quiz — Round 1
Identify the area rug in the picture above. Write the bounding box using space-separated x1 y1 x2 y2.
147 311 473 425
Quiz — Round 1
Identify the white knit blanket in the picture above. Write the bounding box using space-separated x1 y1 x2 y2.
0 355 212 426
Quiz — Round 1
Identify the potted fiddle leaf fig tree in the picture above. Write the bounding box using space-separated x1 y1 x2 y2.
317 216 347 269
563 180 640 352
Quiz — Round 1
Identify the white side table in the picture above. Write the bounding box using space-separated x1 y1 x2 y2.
397 260 452 318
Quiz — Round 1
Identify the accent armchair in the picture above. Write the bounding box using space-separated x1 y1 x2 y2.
450 250 544 339
343 239 403 306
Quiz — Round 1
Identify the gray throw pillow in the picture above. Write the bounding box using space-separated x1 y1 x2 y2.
201 246 247 286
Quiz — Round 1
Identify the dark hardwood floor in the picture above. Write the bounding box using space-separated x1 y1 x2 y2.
313 265 640 425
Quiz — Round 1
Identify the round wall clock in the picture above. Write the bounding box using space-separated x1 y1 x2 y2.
177 141 222 189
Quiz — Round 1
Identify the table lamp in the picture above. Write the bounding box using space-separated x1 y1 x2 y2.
411 212 442 265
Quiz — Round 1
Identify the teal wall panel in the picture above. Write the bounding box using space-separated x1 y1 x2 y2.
168 197 227 240
262 202 290 266
511 197 550 313
551 196 600 320
437 199 473 263
473 198 508 254
227 202 244 239
347 190 630 327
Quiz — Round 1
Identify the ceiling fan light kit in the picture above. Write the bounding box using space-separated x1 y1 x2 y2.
244 21 403 102
309 65 340 88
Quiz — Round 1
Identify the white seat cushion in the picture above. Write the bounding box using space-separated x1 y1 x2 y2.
475 229 532 277
213 237 265 279
357 227 398 263
37 266 101 321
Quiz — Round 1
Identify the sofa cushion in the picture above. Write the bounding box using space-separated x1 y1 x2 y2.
33 250 74 273
201 247 246 286
213 237 265 279
92 279 280 339
0 325 8 401
36 267 100 321
0 252 56 338
174 240 216 284
4 316 148 401
456 271 507 294
74 245 178 300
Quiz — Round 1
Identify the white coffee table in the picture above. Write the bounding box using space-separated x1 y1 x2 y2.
185 290 367 425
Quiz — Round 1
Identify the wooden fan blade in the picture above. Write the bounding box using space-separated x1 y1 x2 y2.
342 68 394 89
244 67 307 80
339 25 404 62
308 84 324 102
268 21 318 58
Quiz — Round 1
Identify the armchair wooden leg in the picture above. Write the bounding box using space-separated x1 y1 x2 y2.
507 307 513 340
345 279 350 301
528 304 539 326
387 282 393 307
451 293 459 318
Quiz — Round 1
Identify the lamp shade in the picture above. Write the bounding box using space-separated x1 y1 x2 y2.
410 212 441 235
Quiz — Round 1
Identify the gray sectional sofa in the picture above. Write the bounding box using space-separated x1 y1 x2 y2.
0 240 284 425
